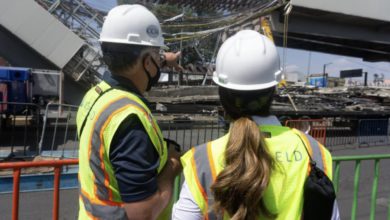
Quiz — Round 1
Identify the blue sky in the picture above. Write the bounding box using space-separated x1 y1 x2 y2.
84 0 116 12
85 0 390 83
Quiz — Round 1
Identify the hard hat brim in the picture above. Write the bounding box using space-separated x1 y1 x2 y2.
99 38 169 50
212 70 282 91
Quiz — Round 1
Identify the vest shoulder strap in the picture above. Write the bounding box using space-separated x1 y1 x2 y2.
292 129 327 172
78 82 114 138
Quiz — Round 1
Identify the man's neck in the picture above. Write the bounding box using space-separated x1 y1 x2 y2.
109 73 143 96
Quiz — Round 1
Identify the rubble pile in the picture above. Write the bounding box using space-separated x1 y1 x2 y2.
275 86 390 113
147 86 390 118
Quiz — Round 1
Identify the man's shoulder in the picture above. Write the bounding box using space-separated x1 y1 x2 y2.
112 114 147 142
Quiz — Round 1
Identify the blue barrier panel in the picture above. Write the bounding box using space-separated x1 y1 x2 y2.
0 171 78 194
358 119 390 147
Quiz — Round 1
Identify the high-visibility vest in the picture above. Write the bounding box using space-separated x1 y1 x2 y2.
181 125 333 220
76 81 169 220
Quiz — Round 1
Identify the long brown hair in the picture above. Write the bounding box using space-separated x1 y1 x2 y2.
211 94 275 219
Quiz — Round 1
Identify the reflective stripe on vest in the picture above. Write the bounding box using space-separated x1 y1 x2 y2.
80 188 127 220
191 142 220 220
192 130 328 220
88 96 161 200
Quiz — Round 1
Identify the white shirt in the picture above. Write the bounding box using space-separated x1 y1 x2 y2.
172 181 203 220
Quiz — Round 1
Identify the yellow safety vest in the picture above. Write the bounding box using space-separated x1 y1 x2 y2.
76 81 169 220
181 125 333 220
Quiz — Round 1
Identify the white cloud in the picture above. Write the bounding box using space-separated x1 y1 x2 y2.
84 0 116 12
284 64 301 73
284 64 306 80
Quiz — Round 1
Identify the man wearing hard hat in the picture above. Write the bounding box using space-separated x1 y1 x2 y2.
76 4 182 220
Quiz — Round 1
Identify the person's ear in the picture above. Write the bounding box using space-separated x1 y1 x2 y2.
143 54 150 67
141 54 152 72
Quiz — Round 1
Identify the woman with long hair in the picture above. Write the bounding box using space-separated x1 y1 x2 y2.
172 30 338 220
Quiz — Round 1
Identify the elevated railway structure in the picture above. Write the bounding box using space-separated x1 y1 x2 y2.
272 0 390 62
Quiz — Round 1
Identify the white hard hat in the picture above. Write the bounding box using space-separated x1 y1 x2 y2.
99 4 165 48
213 30 282 91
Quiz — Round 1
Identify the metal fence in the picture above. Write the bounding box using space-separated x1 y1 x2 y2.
1 105 390 219
36 103 225 159
159 119 226 152
333 154 390 220
0 159 78 220
0 102 41 159
38 103 79 159
285 119 327 144
1 154 389 220
358 119 390 147
284 118 390 150
326 118 390 149
1 101 390 159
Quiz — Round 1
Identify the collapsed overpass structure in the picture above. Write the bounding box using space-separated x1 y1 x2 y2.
0 0 389 105
0 0 106 104
271 0 390 62
0 0 105 85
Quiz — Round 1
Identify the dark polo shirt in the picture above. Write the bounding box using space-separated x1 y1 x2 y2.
103 72 159 202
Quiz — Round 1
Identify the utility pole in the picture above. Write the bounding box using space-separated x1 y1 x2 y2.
364 72 368 86
306 51 312 77
323 62 332 87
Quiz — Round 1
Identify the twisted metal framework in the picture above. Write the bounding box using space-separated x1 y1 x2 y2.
153 0 277 12
31 0 287 87
157 0 287 83
35 0 106 87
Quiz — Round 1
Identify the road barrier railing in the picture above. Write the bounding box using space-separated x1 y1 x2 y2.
0 159 78 220
2 101 388 158
0 102 41 159
1 154 390 220
159 119 225 152
358 119 390 147
285 118 390 149
38 103 79 158
36 117 224 159
333 154 390 220
285 119 327 144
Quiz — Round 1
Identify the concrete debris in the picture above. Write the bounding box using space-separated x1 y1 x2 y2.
147 85 390 118
156 103 168 112
0 156 57 175
275 86 390 114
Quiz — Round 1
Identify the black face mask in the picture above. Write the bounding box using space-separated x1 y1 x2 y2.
143 56 161 91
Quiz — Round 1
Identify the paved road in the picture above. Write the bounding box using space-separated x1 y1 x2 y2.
1 189 79 220
1 146 389 220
